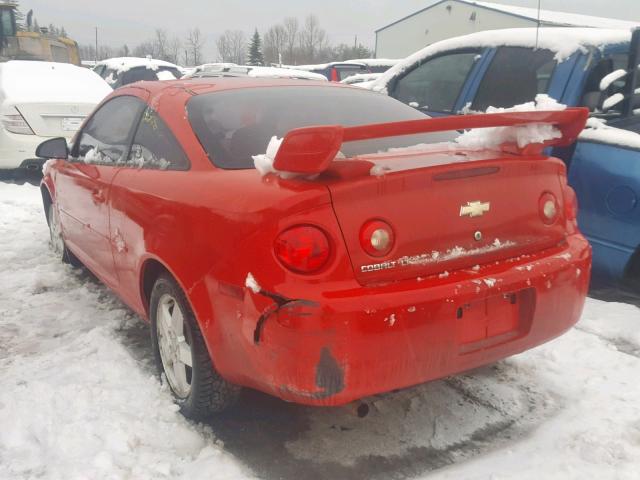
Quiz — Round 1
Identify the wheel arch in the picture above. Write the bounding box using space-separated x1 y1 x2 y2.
139 255 202 322
40 183 53 224
139 254 227 375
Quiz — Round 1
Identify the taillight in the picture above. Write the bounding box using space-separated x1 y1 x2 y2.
539 192 559 225
1 107 34 135
274 225 331 273
360 219 395 257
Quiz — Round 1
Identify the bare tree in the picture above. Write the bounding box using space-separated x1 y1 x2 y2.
216 33 232 62
154 29 168 60
283 17 299 64
132 40 155 58
186 28 205 66
299 15 326 64
167 36 182 64
263 24 287 65
216 30 246 64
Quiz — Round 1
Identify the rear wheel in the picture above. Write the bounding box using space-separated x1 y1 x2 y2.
150 274 240 418
47 203 80 266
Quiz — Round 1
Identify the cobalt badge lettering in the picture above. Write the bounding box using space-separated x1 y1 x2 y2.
361 254 432 273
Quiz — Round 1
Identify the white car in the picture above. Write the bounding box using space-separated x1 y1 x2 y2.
93 57 183 88
0 61 112 172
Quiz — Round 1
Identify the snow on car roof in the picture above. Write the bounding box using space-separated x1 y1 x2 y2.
470 1 639 30
247 66 327 81
0 60 112 104
96 56 180 73
372 27 632 93
288 61 368 71
344 58 400 67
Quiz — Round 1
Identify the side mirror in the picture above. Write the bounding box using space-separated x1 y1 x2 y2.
36 137 68 159
272 125 343 175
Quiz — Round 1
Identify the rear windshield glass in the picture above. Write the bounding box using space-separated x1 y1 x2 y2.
187 86 454 169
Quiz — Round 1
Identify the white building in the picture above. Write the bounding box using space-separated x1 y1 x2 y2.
375 0 638 58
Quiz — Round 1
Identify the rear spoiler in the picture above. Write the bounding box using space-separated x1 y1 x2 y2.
272 108 589 175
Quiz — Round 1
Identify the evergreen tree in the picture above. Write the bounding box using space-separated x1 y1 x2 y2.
60 26 67 37
247 28 264 66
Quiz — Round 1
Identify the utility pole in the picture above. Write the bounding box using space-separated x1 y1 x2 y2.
95 26 98 63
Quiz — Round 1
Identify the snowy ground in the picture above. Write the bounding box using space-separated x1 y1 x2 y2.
1 181 639 480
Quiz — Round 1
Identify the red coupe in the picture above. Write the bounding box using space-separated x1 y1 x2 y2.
38 78 591 418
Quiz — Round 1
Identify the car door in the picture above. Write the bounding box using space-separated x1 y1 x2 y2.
567 39 640 286
109 106 190 313
55 95 147 287
387 48 488 117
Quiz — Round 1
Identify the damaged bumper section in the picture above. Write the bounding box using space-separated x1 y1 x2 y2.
240 234 590 406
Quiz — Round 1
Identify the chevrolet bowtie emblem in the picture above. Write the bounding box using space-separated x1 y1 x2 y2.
460 201 490 218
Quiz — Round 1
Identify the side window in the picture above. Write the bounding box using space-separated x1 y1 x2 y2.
74 96 146 165
471 47 556 111
93 65 106 77
392 51 480 113
581 53 630 117
127 108 189 170
120 67 158 86
103 68 120 87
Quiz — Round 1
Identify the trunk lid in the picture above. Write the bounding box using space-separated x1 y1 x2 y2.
326 150 568 286
15 102 95 137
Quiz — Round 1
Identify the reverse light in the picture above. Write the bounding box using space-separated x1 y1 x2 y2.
360 220 395 257
274 225 331 274
539 192 559 225
2 108 35 135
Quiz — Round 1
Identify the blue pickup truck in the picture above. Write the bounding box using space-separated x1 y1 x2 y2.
371 27 640 291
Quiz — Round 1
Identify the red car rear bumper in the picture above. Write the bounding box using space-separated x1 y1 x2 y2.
230 233 590 406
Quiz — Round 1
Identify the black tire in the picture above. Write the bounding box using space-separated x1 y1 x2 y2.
150 273 240 418
47 203 81 267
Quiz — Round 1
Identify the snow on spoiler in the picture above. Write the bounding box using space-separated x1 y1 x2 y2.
272 108 589 175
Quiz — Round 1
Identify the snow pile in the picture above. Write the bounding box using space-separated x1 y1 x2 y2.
580 117 640 150
340 72 383 85
454 94 566 150
156 70 179 80
244 273 261 293
0 61 112 104
369 95 568 171
252 136 285 177
0 184 253 480
371 28 631 93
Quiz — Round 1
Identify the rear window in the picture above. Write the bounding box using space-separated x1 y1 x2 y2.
187 86 453 169
471 47 556 111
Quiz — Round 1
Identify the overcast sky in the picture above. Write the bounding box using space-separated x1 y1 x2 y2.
21 0 640 61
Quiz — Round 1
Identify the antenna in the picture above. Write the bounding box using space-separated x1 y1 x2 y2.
535 0 541 49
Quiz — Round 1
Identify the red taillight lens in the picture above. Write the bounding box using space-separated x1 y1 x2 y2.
539 192 559 225
274 225 331 273
360 220 395 257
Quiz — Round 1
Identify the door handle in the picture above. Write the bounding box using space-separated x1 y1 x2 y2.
92 189 105 204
